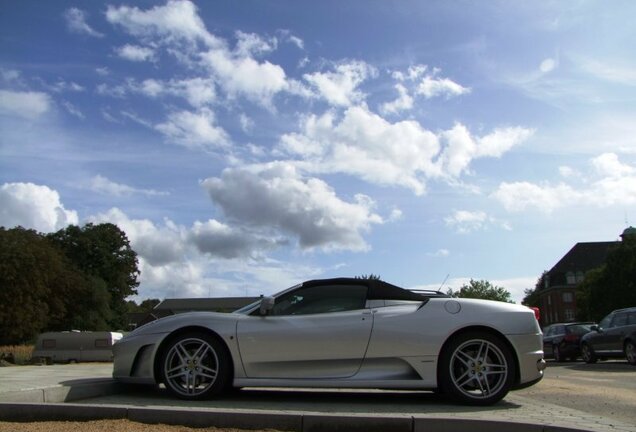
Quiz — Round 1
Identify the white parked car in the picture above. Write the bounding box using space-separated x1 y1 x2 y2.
113 278 545 405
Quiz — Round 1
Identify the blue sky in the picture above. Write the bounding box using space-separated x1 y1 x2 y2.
1 1 635 302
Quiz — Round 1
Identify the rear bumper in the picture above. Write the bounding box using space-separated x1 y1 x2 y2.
508 333 545 387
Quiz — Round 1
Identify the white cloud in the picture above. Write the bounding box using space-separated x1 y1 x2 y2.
540 58 557 73
381 83 414 115
279 106 531 195
200 49 288 106
0 183 78 232
131 77 216 107
61 101 85 119
427 249 450 258
437 124 534 177
63 8 104 38
239 113 254 133
115 44 157 62
0 90 51 119
303 61 376 107
89 175 168 197
493 153 636 212
417 75 470 99
155 109 229 151
444 210 511 234
201 162 384 251
106 0 221 48
190 219 281 259
235 31 277 58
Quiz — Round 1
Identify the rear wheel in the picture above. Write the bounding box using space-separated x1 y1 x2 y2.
625 341 636 366
160 331 231 400
438 332 516 405
581 343 597 364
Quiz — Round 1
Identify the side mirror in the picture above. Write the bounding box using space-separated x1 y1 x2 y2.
590 325 600 332
259 296 275 316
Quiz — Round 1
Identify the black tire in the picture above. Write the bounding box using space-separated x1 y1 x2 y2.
625 341 636 366
553 344 563 363
438 332 516 406
581 343 597 364
159 331 231 400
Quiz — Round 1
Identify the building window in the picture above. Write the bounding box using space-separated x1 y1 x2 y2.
563 292 574 303
566 272 576 285
565 309 575 321
547 295 551 306
575 271 585 283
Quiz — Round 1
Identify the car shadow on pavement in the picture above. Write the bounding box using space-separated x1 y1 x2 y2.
564 361 635 373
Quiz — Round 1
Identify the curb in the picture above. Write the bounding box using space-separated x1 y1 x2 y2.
0 402 592 432
0 380 126 404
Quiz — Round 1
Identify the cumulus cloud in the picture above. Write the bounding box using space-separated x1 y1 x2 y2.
200 48 288 106
279 106 531 195
303 61 376 107
0 90 51 119
106 0 221 48
115 44 157 62
63 8 104 37
417 75 470 99
190 220 282 259
155 109 230 151
201 163 384 251
381 83 414 115
492 153 636 212
437 124 534 177
0 183 78 232
89 175 168 197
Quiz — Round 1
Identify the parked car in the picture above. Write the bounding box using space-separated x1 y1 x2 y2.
542 322 595 362
580 307 636 365
113 277 545 405
32 331 123 363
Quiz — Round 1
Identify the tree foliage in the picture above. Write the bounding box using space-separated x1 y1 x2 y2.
47 223 139 329
576 237 636 321
447 279 514 303
521 271 546 307
0 224 140 344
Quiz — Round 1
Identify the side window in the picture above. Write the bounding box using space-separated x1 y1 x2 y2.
611 313 628 328
271 284 368 316
544 326 554 336
598 315 612 330
628 312 636 325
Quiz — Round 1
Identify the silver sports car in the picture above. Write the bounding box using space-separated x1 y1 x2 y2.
113 278 545 405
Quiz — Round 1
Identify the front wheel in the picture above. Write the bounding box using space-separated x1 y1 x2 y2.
581 343 597 364
160 331 231 400
438 332 516 405
625 341 636 366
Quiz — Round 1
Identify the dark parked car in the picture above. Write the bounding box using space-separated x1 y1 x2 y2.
580 307 636 365
542 322 595 362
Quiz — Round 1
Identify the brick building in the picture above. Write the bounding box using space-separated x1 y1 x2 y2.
537 227 635 327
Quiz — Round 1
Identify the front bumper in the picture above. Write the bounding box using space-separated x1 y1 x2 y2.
112 332 168 384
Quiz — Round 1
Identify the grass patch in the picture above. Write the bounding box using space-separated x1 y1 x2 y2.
0 345 33 365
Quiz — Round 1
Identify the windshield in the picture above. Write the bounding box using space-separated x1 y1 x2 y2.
232 283 302 314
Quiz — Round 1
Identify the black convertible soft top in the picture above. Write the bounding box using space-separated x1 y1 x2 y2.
301 277 445 302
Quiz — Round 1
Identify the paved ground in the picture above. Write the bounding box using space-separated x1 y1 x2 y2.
1 361 635 432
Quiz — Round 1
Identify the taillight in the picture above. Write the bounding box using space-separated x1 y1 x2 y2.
530 307 540 321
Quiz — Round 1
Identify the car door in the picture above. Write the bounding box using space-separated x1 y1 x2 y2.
603 313 629 354
236 284 373 379
542 326 555 356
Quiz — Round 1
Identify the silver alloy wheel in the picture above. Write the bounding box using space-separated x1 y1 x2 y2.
626 342 636 365
163 337 219 397
449 339 508 400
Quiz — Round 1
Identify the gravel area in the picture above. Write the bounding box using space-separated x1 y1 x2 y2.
0 420 278 432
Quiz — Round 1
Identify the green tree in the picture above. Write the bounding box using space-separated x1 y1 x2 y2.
521 271 546 308
47 223 139 329
448 279 514 303
577 236 636 321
